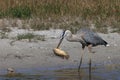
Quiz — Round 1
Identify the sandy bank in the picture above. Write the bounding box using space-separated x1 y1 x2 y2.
0 29 120 73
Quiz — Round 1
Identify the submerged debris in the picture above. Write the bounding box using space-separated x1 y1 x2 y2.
6 68 23 77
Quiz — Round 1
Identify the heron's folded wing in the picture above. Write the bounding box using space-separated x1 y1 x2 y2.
83 32 105 46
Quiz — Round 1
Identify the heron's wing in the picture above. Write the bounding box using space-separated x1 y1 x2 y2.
84 32 106 46
77 28 106 46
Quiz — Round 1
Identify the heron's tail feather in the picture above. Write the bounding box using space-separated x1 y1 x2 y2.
103 40 108 47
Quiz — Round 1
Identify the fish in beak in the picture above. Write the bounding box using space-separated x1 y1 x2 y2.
57 30 66 48
53 30 69 59
53 48 69 59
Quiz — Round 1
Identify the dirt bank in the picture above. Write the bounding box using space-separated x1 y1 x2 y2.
0 29 120 73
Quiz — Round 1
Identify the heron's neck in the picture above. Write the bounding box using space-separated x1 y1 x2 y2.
66 34 81 42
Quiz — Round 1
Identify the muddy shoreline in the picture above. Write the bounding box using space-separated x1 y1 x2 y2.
0 29 120 74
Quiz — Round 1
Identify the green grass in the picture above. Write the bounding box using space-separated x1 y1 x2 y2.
16 33 45 42
17 33 34 41
9 6 31 18
0 0 119 32
0 6 31 18
0 0 119 19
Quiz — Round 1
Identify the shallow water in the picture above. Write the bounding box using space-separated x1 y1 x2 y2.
0 64 120 80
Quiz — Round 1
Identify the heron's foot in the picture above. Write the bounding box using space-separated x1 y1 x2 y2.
78 64 81 72
78 69 80 72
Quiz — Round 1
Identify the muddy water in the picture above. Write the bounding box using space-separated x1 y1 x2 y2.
0 64 120 80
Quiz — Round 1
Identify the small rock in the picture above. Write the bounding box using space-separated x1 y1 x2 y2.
7 67 15 73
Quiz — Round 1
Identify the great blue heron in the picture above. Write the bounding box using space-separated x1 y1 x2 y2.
57 28 109 79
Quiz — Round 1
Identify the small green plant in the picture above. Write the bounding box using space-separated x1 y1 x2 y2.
9 6 31 18
17 33 45 42
17 33 35 42
0 28 11 39
34 35 45 41
0 10 5 18
0 31 8 39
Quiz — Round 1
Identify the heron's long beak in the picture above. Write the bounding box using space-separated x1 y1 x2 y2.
57 30 66 48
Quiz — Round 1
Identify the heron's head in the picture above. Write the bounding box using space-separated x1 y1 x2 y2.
57 30 72 48
61 30 72 38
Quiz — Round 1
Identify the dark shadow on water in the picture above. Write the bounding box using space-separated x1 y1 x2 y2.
0 64 120 80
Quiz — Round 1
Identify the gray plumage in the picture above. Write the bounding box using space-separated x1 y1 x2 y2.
57 28 109 78
63 28 108 48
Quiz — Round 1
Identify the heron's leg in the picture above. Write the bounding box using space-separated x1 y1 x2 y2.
88 45 95 53
88 45 92 80
89 56 92 80
78 48 84 72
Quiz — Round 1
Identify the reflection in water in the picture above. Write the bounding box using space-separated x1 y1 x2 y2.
0 64 120 80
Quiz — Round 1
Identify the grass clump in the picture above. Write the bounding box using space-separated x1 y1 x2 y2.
0 31 8 39
17 33 45 42
0 27 11 39
9 6 31 19
34 35 45 41
0 6 31 18
17 33 34 41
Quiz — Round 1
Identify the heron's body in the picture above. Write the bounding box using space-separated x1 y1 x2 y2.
56 28 109 80
65 28 108 49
